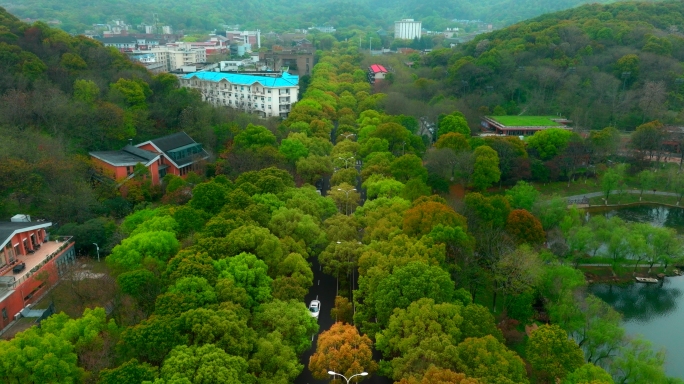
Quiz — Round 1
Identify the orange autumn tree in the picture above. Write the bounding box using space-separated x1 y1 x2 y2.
396 366 482 384
308 322 378 380
505 209 545 245
403 198 468 237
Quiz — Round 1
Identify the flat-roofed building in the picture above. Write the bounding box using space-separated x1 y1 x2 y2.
0 218 75 331
395 19 422 40
260 50 314 77
181 71 299 118
481 116 572 136
150 44 208 72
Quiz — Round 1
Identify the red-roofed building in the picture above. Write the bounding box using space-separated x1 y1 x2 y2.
368 64 388 84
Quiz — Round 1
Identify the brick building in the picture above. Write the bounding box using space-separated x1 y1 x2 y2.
89 132 210 185
0 216 75 331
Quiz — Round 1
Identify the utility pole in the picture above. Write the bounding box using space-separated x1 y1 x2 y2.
92 243 100 262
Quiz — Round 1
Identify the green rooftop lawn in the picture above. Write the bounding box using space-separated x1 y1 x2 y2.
489 116 562 127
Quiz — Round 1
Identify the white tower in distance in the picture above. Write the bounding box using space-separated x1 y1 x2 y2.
394 19 422 40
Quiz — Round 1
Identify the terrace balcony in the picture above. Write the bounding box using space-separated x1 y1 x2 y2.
0 237 74 290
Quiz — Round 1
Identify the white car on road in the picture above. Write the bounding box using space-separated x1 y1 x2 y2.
308 300 321 319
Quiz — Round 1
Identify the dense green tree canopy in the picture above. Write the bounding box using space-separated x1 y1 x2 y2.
154 344 252 384
456 335 528 384
252 300 319 354
215 253 273 308
106 230 180 273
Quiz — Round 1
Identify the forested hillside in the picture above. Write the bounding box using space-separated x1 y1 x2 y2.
0 7 260 223
401 1 684 130
0 0 623 34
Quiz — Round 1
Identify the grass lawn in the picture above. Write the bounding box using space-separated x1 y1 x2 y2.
531 165 682 200
489 115 562 127
530 178 602 197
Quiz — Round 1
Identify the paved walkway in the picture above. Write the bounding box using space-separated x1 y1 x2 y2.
566 190 678 201
577 264 665 267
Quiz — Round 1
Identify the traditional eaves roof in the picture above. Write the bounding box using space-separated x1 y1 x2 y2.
183 71 299 88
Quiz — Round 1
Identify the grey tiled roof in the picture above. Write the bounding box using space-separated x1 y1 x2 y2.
89 145 158 166
150 132 196 153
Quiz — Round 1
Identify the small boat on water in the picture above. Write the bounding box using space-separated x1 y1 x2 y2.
635 277 660 283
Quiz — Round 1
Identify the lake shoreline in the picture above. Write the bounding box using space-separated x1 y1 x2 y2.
589 276 684 378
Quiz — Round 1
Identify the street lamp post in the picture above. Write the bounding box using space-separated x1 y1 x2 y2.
337 187 356 215
338 156 355 169
92 243 100 262
328 371 368 383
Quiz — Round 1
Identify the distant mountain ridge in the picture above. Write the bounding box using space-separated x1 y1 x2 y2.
417 0 684 130
0 0 624 33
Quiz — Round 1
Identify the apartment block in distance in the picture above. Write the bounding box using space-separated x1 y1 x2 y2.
181 72 299 118
395 19 422 40
151 43 208 72
0 215 75 332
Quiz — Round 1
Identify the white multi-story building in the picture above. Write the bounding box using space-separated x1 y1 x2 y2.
180 71 299 118
97 36 138 51
310 26 336 33
151 44 207 71
394 19 422 40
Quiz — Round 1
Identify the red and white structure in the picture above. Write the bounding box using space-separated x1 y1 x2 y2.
226 30 261 49
368 64 388 84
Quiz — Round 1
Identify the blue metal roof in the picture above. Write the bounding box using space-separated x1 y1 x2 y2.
183 71 299 87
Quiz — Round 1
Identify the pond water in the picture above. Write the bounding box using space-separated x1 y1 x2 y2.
588 203 684 233
589 277 684 378
587 204 684 378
